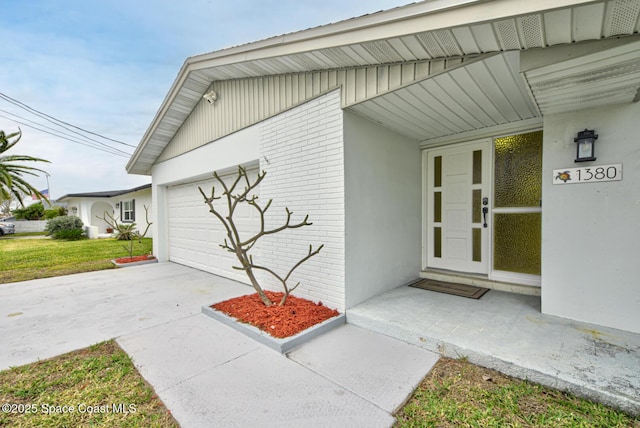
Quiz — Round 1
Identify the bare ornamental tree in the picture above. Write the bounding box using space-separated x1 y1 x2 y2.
98 205 152 259
199 166 323 307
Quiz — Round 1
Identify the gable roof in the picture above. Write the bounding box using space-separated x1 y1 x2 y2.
127 0 640 175
57 183 151 201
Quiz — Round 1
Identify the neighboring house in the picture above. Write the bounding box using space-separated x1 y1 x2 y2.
57 184 152 238
126 0 640 334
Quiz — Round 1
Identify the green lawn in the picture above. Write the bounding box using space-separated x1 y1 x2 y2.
395 358 640 427
0 238 152 283
0 341 178 428
7 232 48 237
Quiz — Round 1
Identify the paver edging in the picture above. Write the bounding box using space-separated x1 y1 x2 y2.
201 305 345 354
110 258 158 268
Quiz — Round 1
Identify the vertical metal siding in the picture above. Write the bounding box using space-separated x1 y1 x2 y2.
156 59 465 162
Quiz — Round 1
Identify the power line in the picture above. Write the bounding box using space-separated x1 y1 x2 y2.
0 92 137 148
0 112 130 158
0 114 130 158
0 101 133 153
0 108 132 157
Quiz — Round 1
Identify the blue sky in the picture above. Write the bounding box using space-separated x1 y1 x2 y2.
1 0 409 199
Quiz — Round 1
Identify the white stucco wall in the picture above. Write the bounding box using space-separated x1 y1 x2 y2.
65 198 113 234
89 200 114 233
152 126 260 186
541 101 640 333
258 90 346 311
343 112 422 307
64 198 98 228
119 188 153 238
63 188 153 238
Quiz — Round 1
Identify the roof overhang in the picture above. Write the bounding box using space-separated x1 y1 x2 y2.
57 183 152 201
127 0 640 175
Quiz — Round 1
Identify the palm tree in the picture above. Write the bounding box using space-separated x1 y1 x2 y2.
0 128 50 207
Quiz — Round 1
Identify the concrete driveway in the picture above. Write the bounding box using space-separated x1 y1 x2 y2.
1 262 249 370
1 262 438 427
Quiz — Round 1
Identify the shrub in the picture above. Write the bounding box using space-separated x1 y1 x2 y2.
52 228 85 240
13 202 45 220
114 223 137 241
13 203 65 220
44 206 67 219
45 216 85 240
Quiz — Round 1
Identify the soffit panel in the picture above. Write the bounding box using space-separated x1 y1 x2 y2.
386 37 420 61
604 0 640 36
525 39 640 115
184 72 211 87
399 86 464 135
187 0 639 79
359 98 435 140
543 9 573 45
450 26 482 54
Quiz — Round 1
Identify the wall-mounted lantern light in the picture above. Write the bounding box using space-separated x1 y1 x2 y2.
71 206 78 214
115 202 120 209
574 129 598 162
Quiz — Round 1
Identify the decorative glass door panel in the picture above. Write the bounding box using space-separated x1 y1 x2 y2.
427 141 490 274
493 131 543 277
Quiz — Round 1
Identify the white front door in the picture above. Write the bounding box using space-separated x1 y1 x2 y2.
426 141 491 274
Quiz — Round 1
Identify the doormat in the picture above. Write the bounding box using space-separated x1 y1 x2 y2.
409 279 490 300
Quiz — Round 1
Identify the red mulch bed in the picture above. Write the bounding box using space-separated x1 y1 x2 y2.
212 291 340 338
113 255 156 264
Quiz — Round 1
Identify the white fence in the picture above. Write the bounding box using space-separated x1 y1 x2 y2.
11 220 48 233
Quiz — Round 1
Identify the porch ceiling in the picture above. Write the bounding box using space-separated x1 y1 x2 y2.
346 52 540 141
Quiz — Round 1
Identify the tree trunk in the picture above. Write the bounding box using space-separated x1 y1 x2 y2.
244 266 272 306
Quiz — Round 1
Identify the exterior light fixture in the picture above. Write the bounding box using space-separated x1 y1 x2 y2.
574 129 597 162
203 90 218 104
115 202 120 209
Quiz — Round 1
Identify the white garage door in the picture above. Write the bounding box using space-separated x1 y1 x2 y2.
167 170 260 284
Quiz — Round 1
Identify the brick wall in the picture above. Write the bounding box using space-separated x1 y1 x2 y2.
258 90 345 311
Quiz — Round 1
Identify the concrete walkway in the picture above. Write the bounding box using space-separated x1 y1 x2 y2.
1 263 437 427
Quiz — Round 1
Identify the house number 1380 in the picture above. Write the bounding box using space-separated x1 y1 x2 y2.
552 164 622 185
576 167 618 181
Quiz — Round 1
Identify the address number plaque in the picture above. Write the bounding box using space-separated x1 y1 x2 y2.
553 164 622 185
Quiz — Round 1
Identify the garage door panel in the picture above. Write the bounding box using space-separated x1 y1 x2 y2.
167 170 259 284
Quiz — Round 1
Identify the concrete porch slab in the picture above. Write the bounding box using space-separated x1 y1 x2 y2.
347 285 640 416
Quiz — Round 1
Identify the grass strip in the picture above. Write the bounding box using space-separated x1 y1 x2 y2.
0 340 178 427
395 358 640 427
